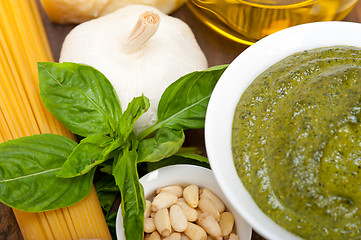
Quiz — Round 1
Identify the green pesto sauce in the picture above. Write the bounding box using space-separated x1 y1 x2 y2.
232 46 361 240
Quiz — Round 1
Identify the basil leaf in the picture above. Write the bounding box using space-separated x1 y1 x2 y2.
113 148 145 240
137 128 185 163
57 134 119 178
95 175 119 214
99 160 114 175
138 65 228 140
118 95 150 139
176 147 209 163
0 134 94 212
38 62 122 137
177 146 203 155
142 154 210 173
105 211 117 240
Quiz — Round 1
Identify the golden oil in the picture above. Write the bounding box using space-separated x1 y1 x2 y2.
187 0 359 44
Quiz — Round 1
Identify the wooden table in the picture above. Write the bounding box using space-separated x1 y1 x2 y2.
1 1 361 239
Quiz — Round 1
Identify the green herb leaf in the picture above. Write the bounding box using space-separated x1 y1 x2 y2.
113 147 145 240
138 65 228 140
118 95 150 140
143 154 210 173
57 134 120 178
176 147 209 163
137 128 185 163
99 160 114 175
38 62 122 137
95 175 119 214
105 211 117 240
0 134 94 212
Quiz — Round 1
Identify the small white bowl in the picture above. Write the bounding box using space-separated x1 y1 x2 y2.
116 164 252 239
205 21 361 240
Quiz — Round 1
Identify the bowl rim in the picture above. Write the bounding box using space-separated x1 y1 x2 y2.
204 21 361 240
115 164 253 240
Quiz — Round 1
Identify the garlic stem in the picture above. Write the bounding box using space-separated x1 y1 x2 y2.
123 11 160 53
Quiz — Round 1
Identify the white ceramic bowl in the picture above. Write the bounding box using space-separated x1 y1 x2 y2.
116 164 252 239
205 21 361 240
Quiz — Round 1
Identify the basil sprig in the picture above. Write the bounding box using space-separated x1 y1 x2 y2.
0 62 227 240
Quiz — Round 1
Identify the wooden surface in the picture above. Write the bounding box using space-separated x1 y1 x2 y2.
1 1 361 239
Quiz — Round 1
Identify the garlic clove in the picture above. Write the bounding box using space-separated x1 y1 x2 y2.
40 0 185 24
40 0 109 24
60 4 208 135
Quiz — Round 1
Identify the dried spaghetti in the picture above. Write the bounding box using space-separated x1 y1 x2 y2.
0 0 112 239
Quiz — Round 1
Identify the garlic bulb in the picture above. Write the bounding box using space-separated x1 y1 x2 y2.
40 0 185 24
59 4 208 135
100 0 185 17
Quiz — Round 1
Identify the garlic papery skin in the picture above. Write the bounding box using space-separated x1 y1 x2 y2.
99 0 185 17
59 4 208 135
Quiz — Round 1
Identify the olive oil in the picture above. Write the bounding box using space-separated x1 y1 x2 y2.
187 0 358 44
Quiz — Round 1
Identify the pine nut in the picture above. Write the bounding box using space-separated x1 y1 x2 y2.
177 200 198 222
183 185 199 208
164 232 182 240
181 233 191 240
229 233 238 240
151 192 178 211
149 231 161 240
144 217 156 233
145 200 152 218
200 188 225 213
184 222 207 240
144 184 238 240
197 212 222 240
170 204 188 232
219 212 235 236
154 208 172 237
198 197 220 221
157 185 183 197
